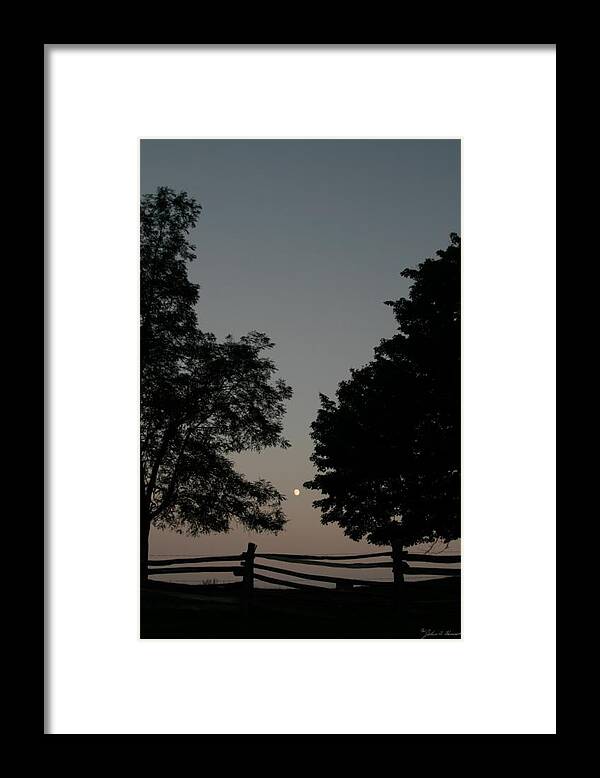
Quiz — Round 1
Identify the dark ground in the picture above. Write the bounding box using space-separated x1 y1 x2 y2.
140 577 460 638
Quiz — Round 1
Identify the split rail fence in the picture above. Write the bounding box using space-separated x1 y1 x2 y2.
146 542 460 602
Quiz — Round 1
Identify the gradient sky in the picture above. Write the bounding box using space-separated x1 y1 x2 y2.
141 139 460 577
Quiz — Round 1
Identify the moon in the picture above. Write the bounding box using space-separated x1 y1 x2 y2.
293 488 300 496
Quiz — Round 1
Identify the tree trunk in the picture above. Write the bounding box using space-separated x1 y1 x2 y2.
140 473 151 585
140 509 151 585
390 529 405 612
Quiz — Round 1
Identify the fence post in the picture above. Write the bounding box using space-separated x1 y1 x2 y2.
391 538 405 611
241 542 257 605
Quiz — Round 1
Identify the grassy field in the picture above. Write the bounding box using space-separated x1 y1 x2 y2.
140 577 460 638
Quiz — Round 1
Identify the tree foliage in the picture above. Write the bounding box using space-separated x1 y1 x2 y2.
141 187 292 555
304 234 460 546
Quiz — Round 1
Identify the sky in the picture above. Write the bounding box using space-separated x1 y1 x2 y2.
141 139 461 580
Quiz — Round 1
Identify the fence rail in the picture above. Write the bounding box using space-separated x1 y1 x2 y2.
146 542 460 600
256 551 392 561
148 555 242 567
257 556 392 569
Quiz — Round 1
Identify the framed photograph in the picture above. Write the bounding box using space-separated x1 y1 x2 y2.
140 138 461 640
46 44 556 734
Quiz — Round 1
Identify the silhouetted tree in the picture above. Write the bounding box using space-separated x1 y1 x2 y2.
304 234 460 548
141 187 292 582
